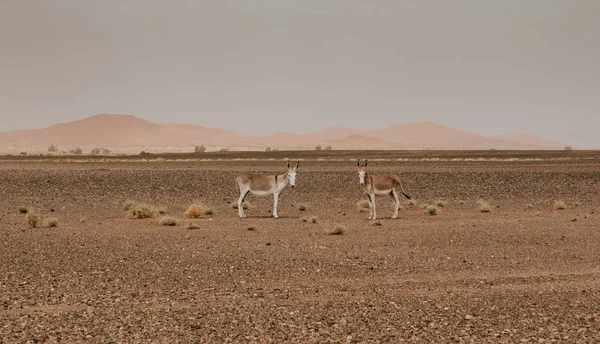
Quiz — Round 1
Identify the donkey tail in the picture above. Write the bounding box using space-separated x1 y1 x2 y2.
400 185 411 200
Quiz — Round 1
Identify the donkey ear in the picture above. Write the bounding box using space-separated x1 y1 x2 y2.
287 161 290 169
295 161 300 169
365 159 368 167
357 159 360 167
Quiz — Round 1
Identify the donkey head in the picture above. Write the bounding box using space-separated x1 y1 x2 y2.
357 159 368 185
287 161 300 188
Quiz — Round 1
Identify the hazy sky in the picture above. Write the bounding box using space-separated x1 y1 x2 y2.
1 1 599 147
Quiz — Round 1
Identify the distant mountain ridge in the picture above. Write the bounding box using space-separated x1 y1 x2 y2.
0 114 568 150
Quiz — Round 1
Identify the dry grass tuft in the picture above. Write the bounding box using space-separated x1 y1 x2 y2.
44 217 59 228
435 200 447 207
187 222 200 229
328 224 346 235
371 220 383 226
44 217 58 228
159 216 178 226
123 200 138 211
574 201 581 207
425 205 438 216
204 208 214 216
298 204 307 212
26 211 40 228
477 200 491 213
554 200 566 210
158 206 167 215
127 204 159 219
458 200 466 205
18 206 29 214
357 200 370 212
407 199 418 207
184 204 205 219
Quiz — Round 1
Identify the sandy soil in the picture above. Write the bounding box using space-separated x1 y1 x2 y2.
1 151 599 343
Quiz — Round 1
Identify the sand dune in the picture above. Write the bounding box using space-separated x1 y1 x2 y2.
0 114 244 146
0 114 568 150
323 134 393 150
489 133 566 150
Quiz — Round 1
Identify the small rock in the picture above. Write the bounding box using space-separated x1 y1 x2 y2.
465 315 473 320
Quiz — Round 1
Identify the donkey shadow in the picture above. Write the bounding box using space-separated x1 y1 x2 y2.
240 215 295 219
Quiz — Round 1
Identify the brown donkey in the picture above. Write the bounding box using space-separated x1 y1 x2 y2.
236 161 299 219
357 159 411 220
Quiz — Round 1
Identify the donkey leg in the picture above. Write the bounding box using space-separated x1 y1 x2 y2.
367 195 373 220
238 190 249 218
273 193 279 219
371 194 377 220
392 190 401 219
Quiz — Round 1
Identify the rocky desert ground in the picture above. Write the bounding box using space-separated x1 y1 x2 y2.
1 150 600 343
